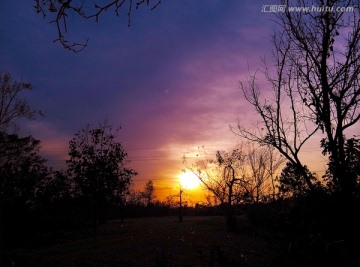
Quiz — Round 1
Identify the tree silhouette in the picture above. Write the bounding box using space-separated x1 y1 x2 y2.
247 144 285 202
186 144 283 231
324 138 360 194
35 170 72 208
237 38 319 193
0 73 42 133
237 0 359 198
277 162 319 198
66 122 136 226
34 0 162 51
0 133 49 209
278 0 360 199
0 133 50 248
141 179 155 207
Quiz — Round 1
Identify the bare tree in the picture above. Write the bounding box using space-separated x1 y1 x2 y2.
0 73 42 133
34 0 162 52
189 148 246 204
238 0 359 198
236 22 320 194
278 0 360 198
185 144 283 231
247 144 285 202
266 145 286 200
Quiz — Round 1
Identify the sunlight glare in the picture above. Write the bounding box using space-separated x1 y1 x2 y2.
179 171 201 189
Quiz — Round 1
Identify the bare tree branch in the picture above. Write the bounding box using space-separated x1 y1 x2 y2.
0 73 43 133
236 0 359 197
34 0 162 52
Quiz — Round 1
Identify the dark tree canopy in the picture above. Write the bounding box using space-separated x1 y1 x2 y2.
0 133 52 249
0 133 49 209
324 138 360 194
34 0 162 51
66 122 136 224
277 162 320 198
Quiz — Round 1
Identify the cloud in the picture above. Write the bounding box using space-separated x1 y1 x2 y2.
0 0 278 199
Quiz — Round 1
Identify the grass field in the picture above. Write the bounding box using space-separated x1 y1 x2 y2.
2 215 274 267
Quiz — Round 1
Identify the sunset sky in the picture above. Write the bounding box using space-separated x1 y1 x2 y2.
1 1 358 202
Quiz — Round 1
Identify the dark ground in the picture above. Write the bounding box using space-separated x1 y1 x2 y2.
2 206 360 267
2 215 273 267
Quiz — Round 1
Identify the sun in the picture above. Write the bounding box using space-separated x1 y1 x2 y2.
179 171 201 189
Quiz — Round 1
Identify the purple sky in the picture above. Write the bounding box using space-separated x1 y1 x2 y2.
2 0 350 200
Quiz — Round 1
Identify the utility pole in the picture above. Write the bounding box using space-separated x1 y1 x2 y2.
178 187 183 222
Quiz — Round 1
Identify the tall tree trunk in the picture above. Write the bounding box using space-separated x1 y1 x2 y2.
225 181 236 232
